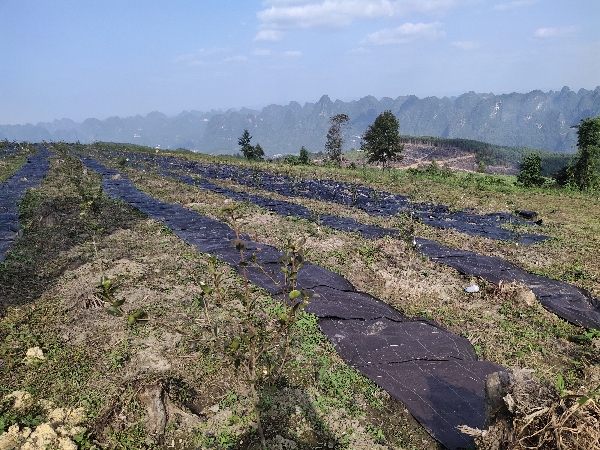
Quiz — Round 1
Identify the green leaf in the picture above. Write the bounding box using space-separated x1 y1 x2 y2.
194 295 206 308
106 306 123 316
201 285 213 295
289 290 301 300
96 293 111 302
557 373 565 396
578 396 590 407
292 301 306 315
128 310 148 324
112 299 125 307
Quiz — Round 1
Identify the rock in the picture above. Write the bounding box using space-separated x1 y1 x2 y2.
464 285 479 293
0 424 29 449
21 423 58 450
23 347 45 364
3 390 33 410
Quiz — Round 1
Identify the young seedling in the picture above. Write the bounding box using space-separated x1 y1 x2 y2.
197 203 313 448
97 275 148 325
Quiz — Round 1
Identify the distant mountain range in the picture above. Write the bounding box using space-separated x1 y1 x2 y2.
2 86 599 155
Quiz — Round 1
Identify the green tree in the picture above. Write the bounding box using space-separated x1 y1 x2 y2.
299 146 310 165
517 153 544 187
238 130 264 161
360 111 403 169
252 143 265 161
572 116 600 190
325 114 350 166
238 129 254 160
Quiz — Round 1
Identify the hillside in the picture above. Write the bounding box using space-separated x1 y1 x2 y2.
1 87 599 155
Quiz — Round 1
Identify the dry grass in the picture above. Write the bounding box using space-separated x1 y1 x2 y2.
460 370 600 449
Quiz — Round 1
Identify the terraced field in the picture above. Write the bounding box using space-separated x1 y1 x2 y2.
1 142 599 449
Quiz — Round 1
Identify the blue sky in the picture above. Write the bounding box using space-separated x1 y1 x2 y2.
1 0 598 124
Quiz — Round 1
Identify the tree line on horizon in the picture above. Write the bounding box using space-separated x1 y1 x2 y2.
238 113 600 192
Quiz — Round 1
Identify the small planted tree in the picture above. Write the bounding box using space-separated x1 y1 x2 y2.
517 153 544 187
324 114 350 166
197 204 312 448
360 111 403 170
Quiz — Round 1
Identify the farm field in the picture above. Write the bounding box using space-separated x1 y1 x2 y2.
1 142 599 449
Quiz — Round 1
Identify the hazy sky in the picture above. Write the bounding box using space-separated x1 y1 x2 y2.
1 0 599 124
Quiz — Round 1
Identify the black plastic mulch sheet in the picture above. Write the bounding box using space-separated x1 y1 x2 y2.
80 155 504 449
144 166 600 331
0 147 51 262
158 169 400 240
415 238 600 330
94 149 549 244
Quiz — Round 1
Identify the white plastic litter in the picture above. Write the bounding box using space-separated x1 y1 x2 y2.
464 285 480 293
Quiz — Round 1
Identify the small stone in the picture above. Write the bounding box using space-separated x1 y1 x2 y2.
23 347 45 364
208 404 220 413
4 390 33 410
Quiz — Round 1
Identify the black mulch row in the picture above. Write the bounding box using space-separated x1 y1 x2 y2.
99 149 550 245
0 146 51 262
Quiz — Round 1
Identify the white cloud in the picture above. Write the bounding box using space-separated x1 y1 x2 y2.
361 22 445 45
252 48 272 56
257 0 475 30
534 26 577 38
451 40 480 50
254 29 284 41
283 50 303 57
494 0 537 10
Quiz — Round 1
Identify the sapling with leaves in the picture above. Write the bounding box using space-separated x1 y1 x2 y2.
197 202 313 448
96 275 148 325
